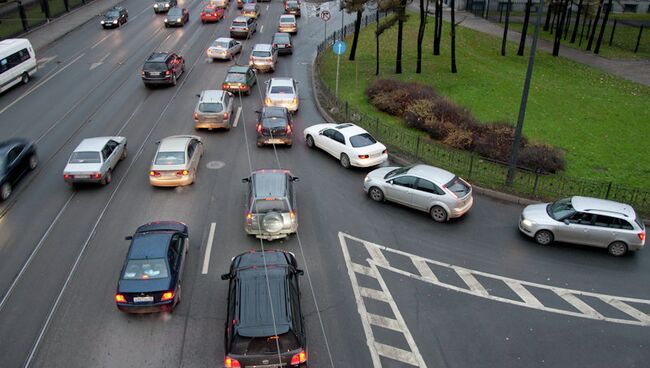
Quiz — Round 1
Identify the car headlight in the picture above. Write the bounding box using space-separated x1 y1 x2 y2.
165 3 170 7
364 176 370 183
113 20 118 24
521 219 534 227
177 18 182 22
154 4 159 8
100 20 105 24
164 18 168 22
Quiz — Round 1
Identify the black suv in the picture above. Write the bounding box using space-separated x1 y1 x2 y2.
141 52 185 87
256 106 293 147
153 0 177 13
221 250 307 368
101 6 128 28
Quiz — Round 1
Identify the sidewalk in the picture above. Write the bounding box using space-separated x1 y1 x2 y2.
417 6 650 87
23 0 123 51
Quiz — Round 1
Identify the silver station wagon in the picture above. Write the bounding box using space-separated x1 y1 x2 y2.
519 196 646 256
63 136 127 186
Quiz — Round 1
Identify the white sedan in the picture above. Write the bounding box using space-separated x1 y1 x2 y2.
303 123 387 168
63 136 127 185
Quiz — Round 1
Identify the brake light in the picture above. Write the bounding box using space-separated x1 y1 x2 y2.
382 149 388 154
161 291 174 301
246 212 253 225
292 96 297 104
176 170 189 176
286 124 292 134
242 27 248 31
63 173 73 180
290 210 296 220
165 70 171 76
223 111 229 120
194 112 198 120
149 170 160 177
91 173 102 179
272 43 277 47
257 123 263 133
358 154 369 159
290 349 306 365
640 232 646 241
115 294 126 303
223 83 228 89
224 356 241 368
287 44 292 48
265 97 272 105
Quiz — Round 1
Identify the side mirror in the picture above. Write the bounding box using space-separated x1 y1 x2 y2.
291 177 299 182
155 140 160 145
295 269 304 276
125 235 133 241
242 177 250 183
220 273 231 280
255 110 261 113
264 80 270 84
196 93 201 98
388 180 394 185
563 219 570 225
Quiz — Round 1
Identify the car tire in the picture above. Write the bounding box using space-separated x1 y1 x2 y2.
430 206 448 222
0 183 11 201
120 146 128 160
306 135 314 148
245 89 251 96
28 154 38 170
102 170 112 185
369 187 384 202
171 74 177 86
191 171 196 184
202 20 205 24
340 153 351 169
21 72 29 84
534 230 554 246
165 24 169 28
608 241 628 257
256 141 263 147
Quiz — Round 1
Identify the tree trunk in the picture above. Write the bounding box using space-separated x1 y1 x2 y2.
553 0 568 55
563 1 572 40
586 0 604 51
544 2 553 31
375 11 380 75
417 0 427 73
550 2 558 34
518 0 533 55
349 10 363 61
434 0 442 55
396 1 406 74
594 0 612 54
501 0 512 56
451 0 457 73
570 0 583 43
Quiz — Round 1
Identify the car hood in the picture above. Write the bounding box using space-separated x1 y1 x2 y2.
118 278 172 293
522 203 554 222
103 16 118 21
367 166 397 181
64 163 101 173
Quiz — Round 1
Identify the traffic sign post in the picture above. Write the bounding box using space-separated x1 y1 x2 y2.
333 41 346 98
321 10 331 45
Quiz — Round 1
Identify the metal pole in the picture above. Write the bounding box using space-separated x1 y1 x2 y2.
324 18 327 44
506 0 544 186
335 53 341 98
635 25 643 53
375 11 379 75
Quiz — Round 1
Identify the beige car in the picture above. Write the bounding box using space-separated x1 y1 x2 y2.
149 135 203 187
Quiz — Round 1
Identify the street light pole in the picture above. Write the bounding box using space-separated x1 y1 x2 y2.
506 0 544 186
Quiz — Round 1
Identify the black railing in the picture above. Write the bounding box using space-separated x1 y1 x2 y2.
0 0 94 40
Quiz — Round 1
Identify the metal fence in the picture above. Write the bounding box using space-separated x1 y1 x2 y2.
0 0 92 39
313 11 650 216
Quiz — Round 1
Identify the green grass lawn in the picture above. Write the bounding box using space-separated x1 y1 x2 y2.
319 12 650 190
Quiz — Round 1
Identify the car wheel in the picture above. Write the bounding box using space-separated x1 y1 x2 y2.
0 183 11 201
534 230 554 246
201 20 205 24
369 187 384 202
21 72 29 84
102 170 112 185
608 241 628 257
430 206 448 222
165 24 169 28
245 89 251 96
171 74 177 86
256 141 263 148
28 154 38 170
120 146 128 160
340 153 351 169
306 135 314 148
191 171 196 184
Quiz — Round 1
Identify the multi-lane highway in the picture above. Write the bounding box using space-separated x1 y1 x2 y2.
0 1 649 367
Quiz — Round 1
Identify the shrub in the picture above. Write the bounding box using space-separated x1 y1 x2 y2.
430 99 477 129
443 127 473 150
366 79 439 102
369 89 411 116
404 99 436 128
421 119 455 140
517 144 566 173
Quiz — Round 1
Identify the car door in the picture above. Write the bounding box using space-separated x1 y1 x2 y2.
556 212 594 245
384 175 418 207
106 140 121 169
247 68 255 86
590 215 618 247
183 8 189 21
100 144 112 175
330 131 347 159
316 129 336 154
411 178 444 211
224 94 233 122
5 146 23 184
167 242 180 290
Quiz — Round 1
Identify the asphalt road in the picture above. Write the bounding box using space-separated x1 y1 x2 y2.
0 1 648 367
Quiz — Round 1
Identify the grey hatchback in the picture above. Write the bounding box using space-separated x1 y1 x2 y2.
519 196 646 256
242 169 299 240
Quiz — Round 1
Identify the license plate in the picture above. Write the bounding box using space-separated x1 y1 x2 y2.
268 139 283 144
75 175 90 179
133 296 153 303
149 72 161 76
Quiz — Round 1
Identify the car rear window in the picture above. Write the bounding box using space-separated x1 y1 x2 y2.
252 199 290 213
203 6 215 12
349 133 377 148
273 35 290 44
69 151 101 164
270 86 293 94
262 116 288 128
213 40 230 48
244 5 256 10
252 51 271 58
286 1 299 7
226 73 246 82
154 151 185 165
122 258 169 280
280 17 294 23
444 176 470 198
232 21 247 27
231 331 300 355
636 214 645 230
144 62 167 71
106 10 120 17
199 102 224 113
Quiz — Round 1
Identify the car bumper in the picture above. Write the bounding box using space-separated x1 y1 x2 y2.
154 7 170 13
265 100 298 112
245 226 297 240
450 196 473 218
195 120 230 129
116 300 174 313
250 61 275 71
201 16 220 22
165 21 183 26
351 153 388 168
142 76 174 85
223 84 250 93
257 136 292 145
278 47 293 55
278 26 297 33
101 22 119 28
230 31 250 38
149 175 193 187
207 51 230 59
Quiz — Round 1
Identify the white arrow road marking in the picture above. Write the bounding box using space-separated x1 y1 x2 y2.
89 52 110 71
91 34 112 49
339 232 650 327
233 106 242 127
201 222 216 274
259 25 264 33
37 56 56 67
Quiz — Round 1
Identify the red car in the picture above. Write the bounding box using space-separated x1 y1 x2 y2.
200 6 224 23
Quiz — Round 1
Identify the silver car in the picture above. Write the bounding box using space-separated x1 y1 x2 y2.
63 137 127 185
194 90 234 130
264 77 299 112
149 135 203 187
363 164 473 222
207 37 242 61
249 43 278 72
519 196 646 256
242 169 299 240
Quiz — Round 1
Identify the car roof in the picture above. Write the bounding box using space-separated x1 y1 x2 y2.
74 137 114 152
253 43 272 51
273 32 290 38
334 123 367 137
280 14 295 19
233 16 250 22
236 267 291 337
243 3 257 7
0 138 30 154
128 233 171 259
407 164 456 183
216 37 234 43
251 169 291 197
158 135 194 151
269 78 294 86
227 65 249 74
262 106 288 117
571 196 637 219
200 89 225 102
146 52 171 62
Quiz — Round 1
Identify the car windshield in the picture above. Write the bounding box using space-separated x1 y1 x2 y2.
199 102 224 113
262 116 288 128
225 73 246 82
213 40 230 48
233 21 247 27
349 133 377 148
244 5 256 10
144 62 167 71
231 331 300 355
384 166 412 179
273 35 290 44
106 10 119 17
252 199 290 213
444 176 471 198
168 8 182 16
280 18 294 23
154 151 185 165
252 51 271 57
122 258 169 280
270 86 293 94
547 197 575 220
287 1 298 7
203 6 215 12
69 151 101 164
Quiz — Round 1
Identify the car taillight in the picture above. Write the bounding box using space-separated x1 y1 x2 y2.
161 291 174 301
176 170 189 176
242 27 248 31
149 170 160 177
287 44 292 48
382 149 388 154
292 97 297 104
194 112 198 120
140 69 145 76
224 356 241 368
290 210 296 221
246 212 253 225
639 232 646 241
257 124 263 134
91 173 102 179
165 70 171 76
115 294 126 303
272 43 277 47
63 174 73 180
286 124 292 134
358 154 369 159
224 111 229 120
223 83 229 89
249 56 254 62
265 97 271 105
290 349 306 365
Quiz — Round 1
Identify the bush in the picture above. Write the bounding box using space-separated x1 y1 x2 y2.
443 127 473 150
366 79 438 102
517 144 566 173
421 119 454 140
430 99 477 129
404 99 436 128
471 122 527 163
369 89 411 116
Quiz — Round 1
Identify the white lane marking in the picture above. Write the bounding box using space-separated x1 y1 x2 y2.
455 267 488 296
37 56 56 67
375 342 420 367
201 222 216 275
359 287 390 302
411 257 438 282
232 106 242 127
367 313 402 332
89 52 111 71
340 232 650 327
266 4 269 10
0 194 75 313
259 25 264 33
0 53 85 116
90 34 112 49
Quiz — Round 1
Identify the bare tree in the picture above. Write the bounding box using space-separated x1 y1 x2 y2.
552 0 568 55
451 0 457 73
501 0 513 56
341 0 368 61
570 0 584 43
586 0 604 51
517 0 533 55
594 0 612 54
417 0 428 73
433 0 443 55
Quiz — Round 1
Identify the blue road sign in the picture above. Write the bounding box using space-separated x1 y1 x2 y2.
333 40 346 56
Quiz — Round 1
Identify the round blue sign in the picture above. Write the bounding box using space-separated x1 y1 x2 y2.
333 40 346 55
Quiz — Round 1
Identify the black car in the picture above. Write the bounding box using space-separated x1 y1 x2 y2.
141 52 185 86
164 7 189 27
222 65 257 95
256 106 293 147
272 32 293 55
221 250 307 368
284 0 300 16
101 6 128 28
115 221 188 313
153 0 177 13
0 139 38 201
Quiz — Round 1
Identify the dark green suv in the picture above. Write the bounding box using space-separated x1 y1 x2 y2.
222 66 257 95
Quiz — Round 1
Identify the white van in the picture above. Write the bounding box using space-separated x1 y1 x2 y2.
0 39 37 93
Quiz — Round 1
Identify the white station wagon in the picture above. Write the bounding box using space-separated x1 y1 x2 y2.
63 137 127 185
